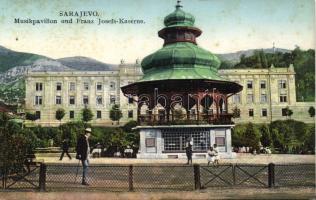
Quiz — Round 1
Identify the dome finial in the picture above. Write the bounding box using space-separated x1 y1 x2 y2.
176 0 182 9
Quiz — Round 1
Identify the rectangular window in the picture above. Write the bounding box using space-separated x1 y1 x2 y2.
260 80 266 89
35 83 43 91
35 111 41 119
215 137 225 147
83 96 89 105
96 95 103 105
145 138 156 147
110 95 116 104
128 96 133 104
69 96 75 105
282 108 287 116
56 96 62 104
249 109 254 117
260 94 267 103
262 108 267 117
233 94 241 103
96 82 102 91
247 81 253 89
69 82 76 91
69 111 74 119
35 96 42 105
84 82 89 90
279 80 287 89
56 82 62 91
97 111 102 119
280 95 287 102
110 82 116 91
247 94 254 103
128 110 133 118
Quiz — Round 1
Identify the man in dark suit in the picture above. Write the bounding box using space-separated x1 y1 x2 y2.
76 128 91 185
59 139 72 160
185 137 193 164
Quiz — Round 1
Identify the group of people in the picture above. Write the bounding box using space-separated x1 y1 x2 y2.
63 130 221 186
185 137 220 165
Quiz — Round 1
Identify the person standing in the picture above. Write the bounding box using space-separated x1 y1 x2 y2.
185 137 193 164
213 144 220 165
76 128 91 186
207 146 216 165
59 139 72 160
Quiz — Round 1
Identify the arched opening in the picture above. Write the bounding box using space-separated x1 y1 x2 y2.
201 95 213 113
219 97 226 114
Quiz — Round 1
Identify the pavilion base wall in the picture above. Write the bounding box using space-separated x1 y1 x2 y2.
136 125 235 159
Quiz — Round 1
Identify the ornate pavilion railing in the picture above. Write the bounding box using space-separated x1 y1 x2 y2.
137 113 233 126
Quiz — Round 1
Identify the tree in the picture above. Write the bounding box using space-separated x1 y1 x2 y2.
308 106 315 117
109 104 122 125
244 123 260 152
111 128 128 152
55 108 65 125
260 124 272 147
60 121 85 147
231 124 246 148
55 108 65 147
283 107 293 119
232 106 241 118
122 120 138 132
270 119 310 153
303 125 315 153
0 112 29 175
82 107 93 127
25 112 38 121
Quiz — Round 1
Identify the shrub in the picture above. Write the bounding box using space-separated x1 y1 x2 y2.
109 104 122 125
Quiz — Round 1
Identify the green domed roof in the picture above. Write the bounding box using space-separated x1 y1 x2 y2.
138 3 227 83
142 42 220 72
140 42 225 82
164 6 195 27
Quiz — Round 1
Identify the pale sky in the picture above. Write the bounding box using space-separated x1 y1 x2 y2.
0 0 314 64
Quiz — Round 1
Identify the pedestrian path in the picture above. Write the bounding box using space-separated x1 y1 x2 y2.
38 153 315 164
0 187 315 200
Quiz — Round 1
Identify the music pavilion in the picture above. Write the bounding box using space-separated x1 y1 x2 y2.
121 2 243 159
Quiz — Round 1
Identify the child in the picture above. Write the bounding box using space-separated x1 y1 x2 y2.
207 146 217 165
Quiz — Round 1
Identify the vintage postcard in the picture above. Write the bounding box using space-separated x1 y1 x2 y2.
0 0 315 199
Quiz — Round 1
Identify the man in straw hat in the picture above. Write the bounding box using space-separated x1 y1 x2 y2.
76 127 92 185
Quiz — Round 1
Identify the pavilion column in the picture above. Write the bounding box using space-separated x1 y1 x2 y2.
196 96 201 124
166 108 170 123
183 93 190 121
215 96 220 120
137 105 141 124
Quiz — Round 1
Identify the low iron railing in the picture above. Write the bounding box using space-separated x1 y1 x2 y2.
138 113 233 126
0 163 314 191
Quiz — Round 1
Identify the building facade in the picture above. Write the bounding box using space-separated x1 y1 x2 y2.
25 61 143 126
219 65 315 124
25 64 315 126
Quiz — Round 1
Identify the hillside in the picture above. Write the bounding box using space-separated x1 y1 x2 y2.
216 48 291 65
0 46 47 73
0 78 25 105
58 57 117 71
